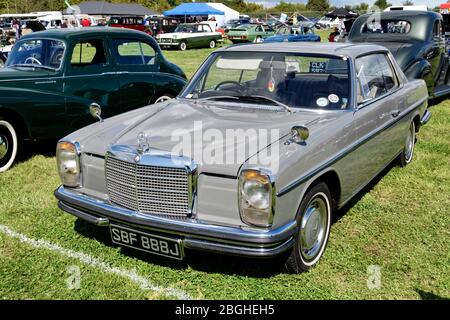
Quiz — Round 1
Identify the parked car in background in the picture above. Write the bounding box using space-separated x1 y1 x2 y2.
227 24 275 43
349 10 450 98
108 16 152 35
264 25 321 42
54 42 430 273
146 16 180 35
316 16 340 29
157 23 222 51
0 20 46 64
0 28 187 172
222 17 252 34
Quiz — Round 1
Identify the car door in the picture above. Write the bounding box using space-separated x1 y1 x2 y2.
430 19 446 84
64 37 121 132
110 37 158 113
350 53 404 190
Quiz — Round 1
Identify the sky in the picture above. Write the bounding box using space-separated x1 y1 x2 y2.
245 0 444 9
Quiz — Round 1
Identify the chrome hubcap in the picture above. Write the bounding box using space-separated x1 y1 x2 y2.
405 123 415 162
300 196 328 261
0 134 8 160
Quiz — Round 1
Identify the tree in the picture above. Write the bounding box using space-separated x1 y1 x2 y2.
306 0 330 12
374 0 392 10
403 0 414 5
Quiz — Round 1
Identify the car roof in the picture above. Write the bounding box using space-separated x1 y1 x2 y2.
358 10 441 20
21 27 149 41
217 42 388 58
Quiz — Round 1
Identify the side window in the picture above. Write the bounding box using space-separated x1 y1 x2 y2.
376 54 398 92
255 26 262 32
356 54 398 103
433 20 442 39
71 39 107 67
113 40 156 65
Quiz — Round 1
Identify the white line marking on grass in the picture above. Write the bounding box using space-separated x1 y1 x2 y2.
0 224 192 300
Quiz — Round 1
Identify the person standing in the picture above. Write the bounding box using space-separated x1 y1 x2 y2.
81 17 91 27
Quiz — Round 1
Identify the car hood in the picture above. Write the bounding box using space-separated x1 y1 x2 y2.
71 99 339 176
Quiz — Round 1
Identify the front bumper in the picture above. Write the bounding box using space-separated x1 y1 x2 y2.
55 186 296 258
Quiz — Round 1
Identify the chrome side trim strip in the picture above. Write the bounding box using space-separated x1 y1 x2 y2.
277 96 427 197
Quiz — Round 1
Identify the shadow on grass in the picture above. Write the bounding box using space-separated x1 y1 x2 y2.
72 159 400 278
74 218 281 278
416 289 449 300
16 140 57 163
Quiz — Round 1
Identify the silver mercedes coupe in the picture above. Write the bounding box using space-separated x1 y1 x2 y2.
54 43 430 273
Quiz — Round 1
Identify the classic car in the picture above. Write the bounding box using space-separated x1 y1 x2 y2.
348 10 450 98
146 16 180 35
156 23 222 51
54 42 430 273
108 16 152 36
263 25 320 43
227 24 275 43
0 27 187 172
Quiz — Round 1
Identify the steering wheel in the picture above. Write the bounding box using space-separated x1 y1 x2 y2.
24 57 42 65
214 81 245 93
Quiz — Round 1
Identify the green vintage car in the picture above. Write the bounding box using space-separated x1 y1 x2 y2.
0 28 187 172
226 24 275 44
156 23 223 51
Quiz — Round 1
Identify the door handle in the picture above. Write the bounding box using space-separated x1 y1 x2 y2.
391 110 401 118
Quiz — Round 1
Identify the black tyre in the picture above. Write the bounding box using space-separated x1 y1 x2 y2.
284 182 332 273
398 121 416 167
0 118 19 172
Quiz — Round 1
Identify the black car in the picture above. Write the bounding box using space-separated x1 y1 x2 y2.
349 10 450 98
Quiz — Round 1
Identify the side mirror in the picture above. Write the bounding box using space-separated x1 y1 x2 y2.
89 103 103 122
285 125 309 145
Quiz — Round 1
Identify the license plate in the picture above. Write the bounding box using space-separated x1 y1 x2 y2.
110 224 183 260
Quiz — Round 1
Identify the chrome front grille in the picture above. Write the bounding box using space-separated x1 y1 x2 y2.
105 156 191 216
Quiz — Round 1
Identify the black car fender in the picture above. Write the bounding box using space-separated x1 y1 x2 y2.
404 59 432 80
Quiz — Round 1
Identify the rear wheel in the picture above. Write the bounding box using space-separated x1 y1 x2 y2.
209 39 216 49
254 36 263 43
398 121 416 167
284 182 332 273
0 119 18 172
179 41 187 51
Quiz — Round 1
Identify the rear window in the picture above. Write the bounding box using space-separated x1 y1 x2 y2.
361 20 411 34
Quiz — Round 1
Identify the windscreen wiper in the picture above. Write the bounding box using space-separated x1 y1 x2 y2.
197 95 292 112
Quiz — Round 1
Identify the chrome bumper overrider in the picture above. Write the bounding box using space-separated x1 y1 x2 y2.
420 109 432 125
55 186 297 258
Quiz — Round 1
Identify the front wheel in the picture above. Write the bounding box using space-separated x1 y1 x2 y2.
179 41 187 51
398 121 416 167
284 182 332 273
0 119 19 172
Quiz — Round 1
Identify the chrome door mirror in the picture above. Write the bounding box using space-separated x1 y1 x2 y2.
89 103 103 122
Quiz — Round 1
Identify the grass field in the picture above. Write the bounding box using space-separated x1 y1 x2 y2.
0 39 449 300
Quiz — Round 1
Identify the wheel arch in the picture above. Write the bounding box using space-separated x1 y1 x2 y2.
0 107 31 140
